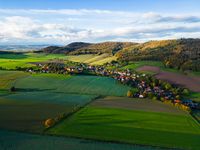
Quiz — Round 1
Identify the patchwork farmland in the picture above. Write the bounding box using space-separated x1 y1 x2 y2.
0 52 200 150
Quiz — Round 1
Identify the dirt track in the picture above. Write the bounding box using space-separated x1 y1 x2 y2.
137 66 200 92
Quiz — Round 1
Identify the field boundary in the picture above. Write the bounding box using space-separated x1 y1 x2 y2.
44 95 104 133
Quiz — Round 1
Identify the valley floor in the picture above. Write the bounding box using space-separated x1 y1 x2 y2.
0 53 200 150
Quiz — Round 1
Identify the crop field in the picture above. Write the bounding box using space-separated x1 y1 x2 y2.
0 71 29 90
0 53 70 69
0 53 116 69
0 130 163 150
0 92 96 132
14 75 131 97
0 71 131 132
91 97 186 115
49 97 200 150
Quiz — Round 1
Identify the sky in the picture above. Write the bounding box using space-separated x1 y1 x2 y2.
0 0 200 45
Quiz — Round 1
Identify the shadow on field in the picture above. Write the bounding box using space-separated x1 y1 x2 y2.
15 88 56 92
78 114 150 126
0 53 28 59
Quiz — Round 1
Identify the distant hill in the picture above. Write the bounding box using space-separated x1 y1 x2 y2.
69 42 136 55
42 42 92 54
42 42 137 55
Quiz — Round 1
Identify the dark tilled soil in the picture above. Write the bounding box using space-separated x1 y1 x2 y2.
155 71 200 92
137 65 200 92
137 66 161 73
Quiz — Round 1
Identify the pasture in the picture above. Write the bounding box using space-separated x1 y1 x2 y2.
49 97 200 150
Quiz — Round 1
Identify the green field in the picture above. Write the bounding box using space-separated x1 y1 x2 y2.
0 71 29 90
0 93 95 132
0 71 98 132
49 99 200 150
0 129 164 150
14 74 131 97
0 53 68 69
0 71 131 132
0 53 116 69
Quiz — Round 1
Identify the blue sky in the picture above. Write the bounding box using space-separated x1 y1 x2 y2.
0 0 200 44
1 0 200 13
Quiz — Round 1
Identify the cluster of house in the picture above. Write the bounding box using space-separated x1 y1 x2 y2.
28 62 199 110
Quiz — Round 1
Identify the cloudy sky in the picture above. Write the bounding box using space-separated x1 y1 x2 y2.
0 0 200 45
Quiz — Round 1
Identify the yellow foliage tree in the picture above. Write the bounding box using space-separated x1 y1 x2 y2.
127 90 133 97
44 118 55 128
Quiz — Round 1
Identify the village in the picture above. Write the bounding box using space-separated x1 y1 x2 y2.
26 61 199 111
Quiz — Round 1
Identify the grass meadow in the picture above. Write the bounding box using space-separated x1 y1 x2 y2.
49 105 200 150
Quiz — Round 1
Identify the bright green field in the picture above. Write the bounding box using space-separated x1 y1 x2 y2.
0 53 68 69
14 75 131 96
0 53 116 69
49 106 200 150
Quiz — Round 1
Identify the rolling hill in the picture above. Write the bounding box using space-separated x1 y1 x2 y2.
116 38 200 71
9 38 197 71
42 42 137 55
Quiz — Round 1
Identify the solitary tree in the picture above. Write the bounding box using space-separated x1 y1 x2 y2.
10 86 16 92
44 118 55 128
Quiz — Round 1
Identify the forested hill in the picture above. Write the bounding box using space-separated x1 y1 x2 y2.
42 42 92 54
42 42 137 55
116 39 200 71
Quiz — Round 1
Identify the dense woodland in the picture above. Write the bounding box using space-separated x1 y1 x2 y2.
40 38 200 72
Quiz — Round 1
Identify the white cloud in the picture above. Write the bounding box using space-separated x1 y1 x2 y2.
0 9 200 44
